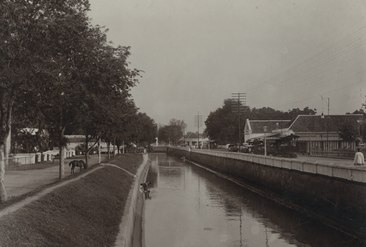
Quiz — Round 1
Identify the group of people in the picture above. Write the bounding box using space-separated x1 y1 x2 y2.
354 148 365 166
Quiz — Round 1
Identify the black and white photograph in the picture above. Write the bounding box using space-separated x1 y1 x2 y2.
0 0 366 246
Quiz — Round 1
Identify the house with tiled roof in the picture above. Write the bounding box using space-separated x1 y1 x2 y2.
244 114 364 154
288 114 363 153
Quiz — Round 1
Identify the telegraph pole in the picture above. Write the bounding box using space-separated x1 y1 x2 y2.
326 97 330 152
231 92 246 152
194 113 202 149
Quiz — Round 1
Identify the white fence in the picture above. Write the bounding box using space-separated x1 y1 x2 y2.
2 150 76 166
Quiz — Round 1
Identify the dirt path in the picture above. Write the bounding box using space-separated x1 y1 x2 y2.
0 160 142 219
0 166 104 219
0 154 144 247
5 155 105 198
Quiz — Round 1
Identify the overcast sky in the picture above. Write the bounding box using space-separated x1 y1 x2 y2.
88 0 366 131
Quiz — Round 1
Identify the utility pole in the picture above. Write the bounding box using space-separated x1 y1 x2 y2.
194 113 203 149
326 97 330 152
232 92 246 152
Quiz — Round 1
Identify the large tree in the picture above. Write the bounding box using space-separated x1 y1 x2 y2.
352 109 366 143
0 0 141 201
0 0 82 201
158 119 186 145
339 122 359 143
205 99 244 144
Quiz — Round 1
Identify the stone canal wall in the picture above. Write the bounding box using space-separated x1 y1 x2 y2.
168 147 366 237
114 154 150 247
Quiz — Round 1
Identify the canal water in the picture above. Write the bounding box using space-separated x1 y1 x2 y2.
144 153 361 247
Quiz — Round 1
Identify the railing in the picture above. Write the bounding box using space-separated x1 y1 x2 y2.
169 147 366 184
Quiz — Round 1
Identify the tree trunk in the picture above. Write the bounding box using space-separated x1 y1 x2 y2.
58 128 65 179
84 134 89 168
98 137 101 164
0 145 8 202
112 137 116 157
0 96 13 202
116 144 120 154
107 141 111 160
59 145 65 179
4 127 11 167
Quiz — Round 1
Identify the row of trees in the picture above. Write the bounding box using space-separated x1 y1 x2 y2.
205 99 317 144
0 1 156 202
340 109 366 143
205 99 366 145
158 119 187 145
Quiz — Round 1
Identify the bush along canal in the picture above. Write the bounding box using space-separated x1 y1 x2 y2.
143 153 364 247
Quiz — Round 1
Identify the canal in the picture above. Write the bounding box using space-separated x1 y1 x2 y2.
143 153 361 247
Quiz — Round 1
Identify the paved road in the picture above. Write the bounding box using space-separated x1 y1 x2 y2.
296 155 354 166
5 155 104 198
201 148 357 167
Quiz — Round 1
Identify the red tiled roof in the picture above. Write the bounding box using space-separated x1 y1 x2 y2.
289 114 363 132
249 120 291 133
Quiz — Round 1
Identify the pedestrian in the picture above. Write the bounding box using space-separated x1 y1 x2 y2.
354 148 365 166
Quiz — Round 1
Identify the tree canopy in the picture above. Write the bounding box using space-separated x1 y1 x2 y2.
205 99 316 144
158 119 187 145
0 0 155 201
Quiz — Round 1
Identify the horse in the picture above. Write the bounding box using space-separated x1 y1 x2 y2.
69 160 87 174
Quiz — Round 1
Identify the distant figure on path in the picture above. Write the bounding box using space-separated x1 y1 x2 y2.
354 148 365 166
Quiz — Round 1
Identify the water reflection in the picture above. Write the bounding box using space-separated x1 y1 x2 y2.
144 154 362 247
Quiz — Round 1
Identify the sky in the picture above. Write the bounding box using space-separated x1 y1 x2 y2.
88 0 366 131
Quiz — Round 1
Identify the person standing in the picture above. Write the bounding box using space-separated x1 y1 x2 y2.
354 148 365 166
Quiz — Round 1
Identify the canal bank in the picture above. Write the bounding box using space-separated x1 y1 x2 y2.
168 147 366 240
114 154 150 247
0 154 145 247
144 153 363 247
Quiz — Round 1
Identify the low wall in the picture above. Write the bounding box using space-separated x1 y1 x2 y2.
168 147 366 237
114 154 150 247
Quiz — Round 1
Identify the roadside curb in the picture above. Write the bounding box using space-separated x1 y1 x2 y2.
114 154 150 247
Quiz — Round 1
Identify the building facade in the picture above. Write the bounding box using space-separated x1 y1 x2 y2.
244 114 364 154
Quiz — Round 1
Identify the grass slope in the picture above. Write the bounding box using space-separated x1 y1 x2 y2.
0 154 143 247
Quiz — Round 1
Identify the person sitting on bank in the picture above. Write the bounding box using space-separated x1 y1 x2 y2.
354 148 365 166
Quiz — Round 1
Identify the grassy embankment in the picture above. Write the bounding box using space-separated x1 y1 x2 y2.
0 153 143 247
